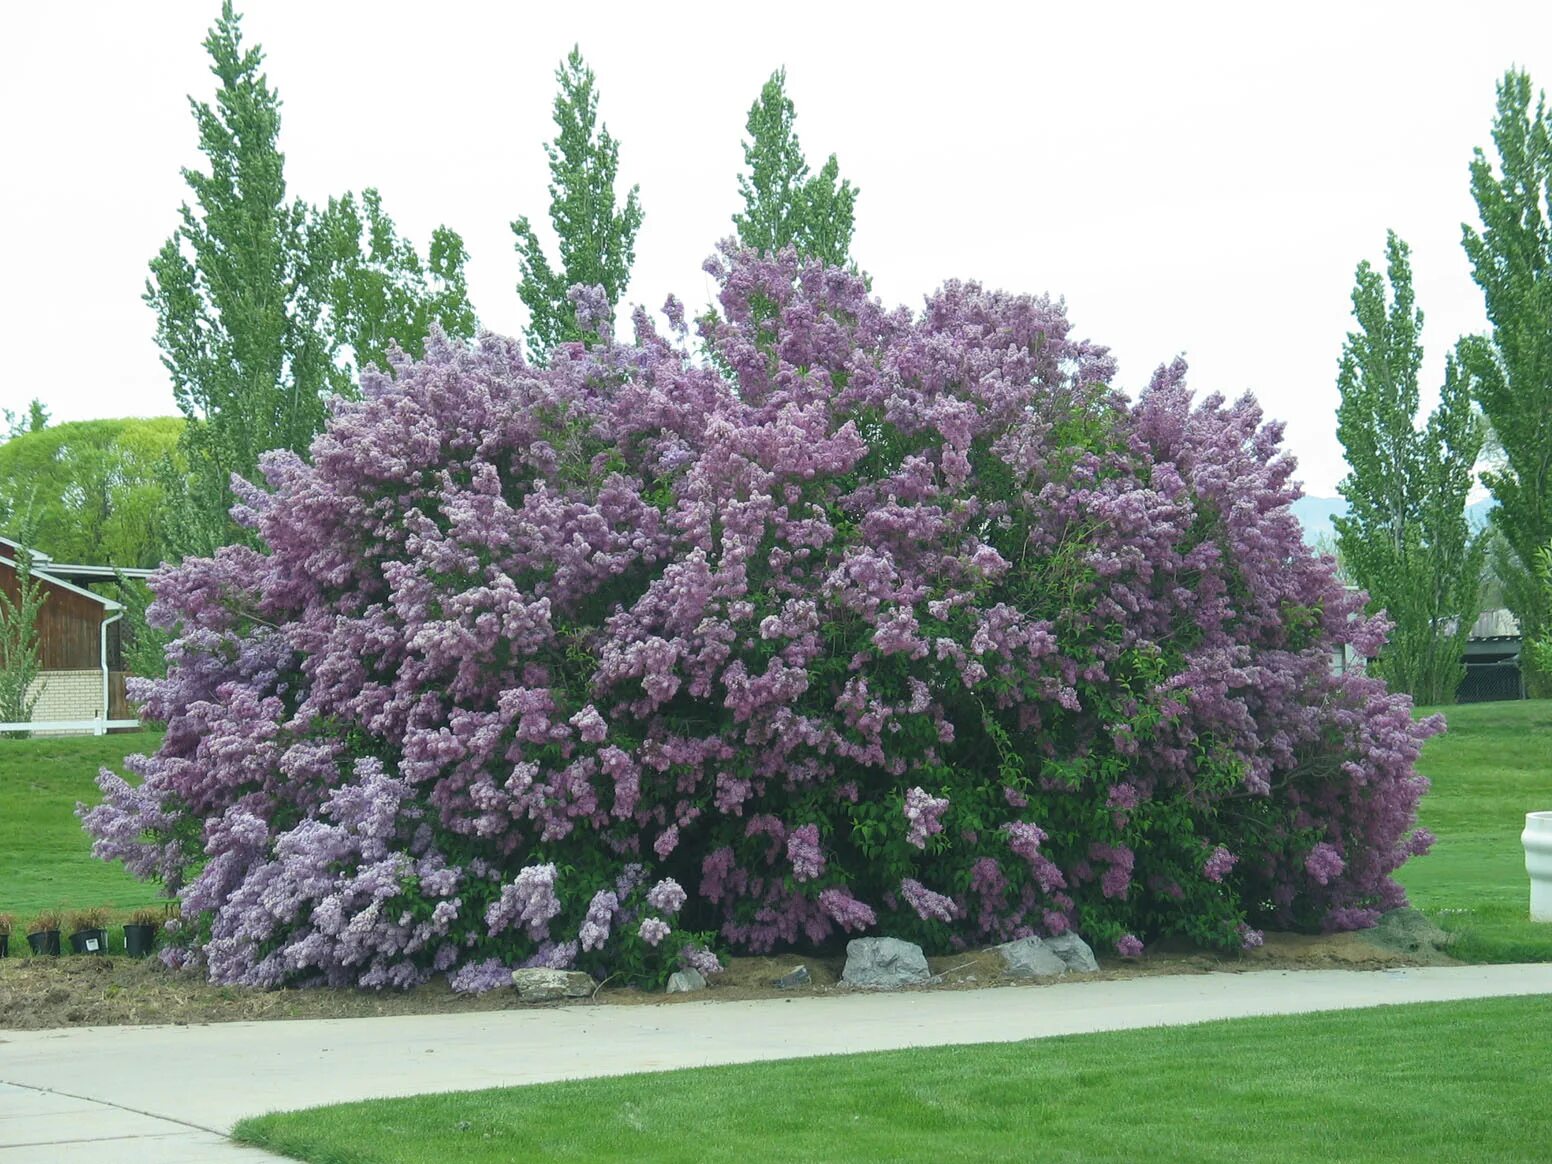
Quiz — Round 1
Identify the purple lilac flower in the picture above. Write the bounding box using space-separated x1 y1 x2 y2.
1115 934 1144 957
578 889 619 952
900 878 958 923
78 244 1443 987
679 944 723 977
485 864 562 939
817 887 877 931
448 957 512 994
647 878 687 915
902 786 950 849
1305 843 1345 886
786 823 825 882
1202 845 1238 884
638 917 671 946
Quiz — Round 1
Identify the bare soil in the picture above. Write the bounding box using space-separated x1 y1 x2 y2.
0 923 1452 1032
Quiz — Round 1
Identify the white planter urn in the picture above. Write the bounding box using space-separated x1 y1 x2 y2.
1523 812 1552 923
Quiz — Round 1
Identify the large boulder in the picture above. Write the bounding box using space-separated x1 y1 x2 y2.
666 968 707 994
842 937 930 989
993 936 1069 979
512 969 596 1002
1045 933 1100 973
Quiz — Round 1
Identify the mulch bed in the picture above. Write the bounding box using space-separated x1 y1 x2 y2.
0 928 1446 1031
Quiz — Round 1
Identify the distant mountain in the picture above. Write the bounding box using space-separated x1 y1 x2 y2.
1289 495 1495 546
1289 497 1349 546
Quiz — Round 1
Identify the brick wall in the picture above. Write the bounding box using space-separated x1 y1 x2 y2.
22 669 104 737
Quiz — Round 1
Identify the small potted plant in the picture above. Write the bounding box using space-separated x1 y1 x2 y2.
123 908 160 958
67 907 111 955
0 913 12 958
26 910 62 956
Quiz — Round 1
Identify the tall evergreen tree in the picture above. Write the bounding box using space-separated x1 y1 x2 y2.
312 187 477 381
147 2 333 555
733 68 858 267
512 47 643 365
1460 69 1552 696
1334 232 1485 705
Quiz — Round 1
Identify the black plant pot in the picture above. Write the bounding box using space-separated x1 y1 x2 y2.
0 933 8 957
27 930 61 956
69 928 108 955
123 924 157 958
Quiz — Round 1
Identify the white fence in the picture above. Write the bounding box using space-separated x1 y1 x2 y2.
0 719 141 736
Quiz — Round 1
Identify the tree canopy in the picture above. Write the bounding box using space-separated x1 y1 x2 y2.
0 417 184 567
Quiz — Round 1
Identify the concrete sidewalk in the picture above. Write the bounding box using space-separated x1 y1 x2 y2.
3 963 1551 1160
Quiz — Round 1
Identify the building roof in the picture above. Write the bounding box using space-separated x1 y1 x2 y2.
0 534 50 561
38 562 155 584
1468 608 1521 642
0 553 123 612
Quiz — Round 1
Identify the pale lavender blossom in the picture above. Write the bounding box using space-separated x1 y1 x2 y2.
646 878 687 915
902 787 949 849
638 917 671 946
786 824 825 881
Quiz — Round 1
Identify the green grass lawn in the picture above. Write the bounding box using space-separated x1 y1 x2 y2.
235 995 1552 1164
0 731 166 919
1397 699 1552 962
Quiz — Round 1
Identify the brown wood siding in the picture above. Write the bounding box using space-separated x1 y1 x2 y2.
0 558 109 671
108 671 132 720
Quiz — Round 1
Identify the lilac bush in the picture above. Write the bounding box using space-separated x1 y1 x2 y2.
83 245 1439 989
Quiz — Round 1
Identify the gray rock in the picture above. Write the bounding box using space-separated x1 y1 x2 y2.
994 935 1069 979
666 968 707 994
841 937 930 989
511 968 596 1002
1045 932 1100 973
773 965 811 989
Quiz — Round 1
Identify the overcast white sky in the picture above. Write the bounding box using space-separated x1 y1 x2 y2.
4 1 1550 496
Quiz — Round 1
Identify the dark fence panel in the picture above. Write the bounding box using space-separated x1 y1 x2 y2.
1457 658 1525 704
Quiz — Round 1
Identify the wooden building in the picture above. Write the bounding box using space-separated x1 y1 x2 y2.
0 536 134 734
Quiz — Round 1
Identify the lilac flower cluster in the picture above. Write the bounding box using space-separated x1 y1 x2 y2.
902 787 950 849
82 245 1440 987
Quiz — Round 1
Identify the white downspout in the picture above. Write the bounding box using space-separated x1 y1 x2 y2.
99 611 123 736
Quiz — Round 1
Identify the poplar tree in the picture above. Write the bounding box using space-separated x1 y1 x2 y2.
147 2 333 555
1334 232 1485 704
734 68 858 267
149 5 478 555
1461 69 1552 695
313 187 477 381
512 48 643 365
